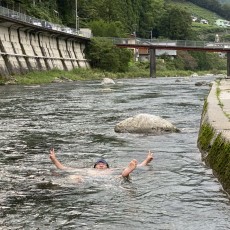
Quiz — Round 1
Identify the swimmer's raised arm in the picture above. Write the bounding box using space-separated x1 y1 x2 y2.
138 150 153 166
49 148 67 170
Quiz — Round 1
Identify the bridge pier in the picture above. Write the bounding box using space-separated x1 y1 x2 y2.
149 48 156 78
227 52 230 77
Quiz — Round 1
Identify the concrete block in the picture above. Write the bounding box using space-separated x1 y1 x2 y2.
57 39 73 70
73 42 86 68
0 54 10 78
30 34 47 70
18 30 39 71
67 40 79 68
0 40 22 75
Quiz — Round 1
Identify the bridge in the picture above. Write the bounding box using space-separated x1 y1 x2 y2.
112 38 230 77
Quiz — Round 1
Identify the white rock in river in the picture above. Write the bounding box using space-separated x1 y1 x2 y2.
114 113 180 134
101 78 115 85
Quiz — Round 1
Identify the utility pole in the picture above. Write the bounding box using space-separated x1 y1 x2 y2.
76 0 79 34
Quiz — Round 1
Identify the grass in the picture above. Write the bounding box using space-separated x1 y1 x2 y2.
1 67 225 85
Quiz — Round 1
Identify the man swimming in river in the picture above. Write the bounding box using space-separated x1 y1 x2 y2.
49 148 153 178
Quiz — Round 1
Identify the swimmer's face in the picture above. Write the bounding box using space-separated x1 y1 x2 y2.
95 162 108 169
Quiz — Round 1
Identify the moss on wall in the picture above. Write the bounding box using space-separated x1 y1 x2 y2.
198 121 230 194
197 122 214 153
207 134 230 193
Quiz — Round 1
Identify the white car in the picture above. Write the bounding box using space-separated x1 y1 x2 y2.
31 19 42 26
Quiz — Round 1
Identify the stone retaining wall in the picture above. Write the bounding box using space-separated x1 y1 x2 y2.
0 24 89 78
197 79 230 195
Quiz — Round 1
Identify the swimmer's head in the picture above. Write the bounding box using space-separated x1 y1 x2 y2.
94 159 109 169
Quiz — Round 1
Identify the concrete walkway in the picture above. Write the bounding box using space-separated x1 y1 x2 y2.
207 79 230 140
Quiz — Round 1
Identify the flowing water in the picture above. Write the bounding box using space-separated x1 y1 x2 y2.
0 76 230 230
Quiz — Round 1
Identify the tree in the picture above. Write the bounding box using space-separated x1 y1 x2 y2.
177 50 198 70
158 5 192 40
86 37 132 72
87 19 126 37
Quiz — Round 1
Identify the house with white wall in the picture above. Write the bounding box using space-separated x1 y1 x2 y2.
215 19 230 28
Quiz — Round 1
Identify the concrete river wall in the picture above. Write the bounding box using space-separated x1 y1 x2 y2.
197 79 230 195
0 19 90 78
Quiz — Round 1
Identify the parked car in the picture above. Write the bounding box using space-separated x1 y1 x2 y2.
30 19 42 26
61 27 73 34
41 20 52 29
10 13 20 20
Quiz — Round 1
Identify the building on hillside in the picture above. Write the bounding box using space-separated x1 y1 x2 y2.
191 16 198 22
200 19 209 24
215 19 230 28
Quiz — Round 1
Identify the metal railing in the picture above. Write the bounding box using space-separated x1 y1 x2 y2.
0 6 92 38
111 37 230 50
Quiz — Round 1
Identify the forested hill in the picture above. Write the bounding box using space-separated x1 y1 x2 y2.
185 0 229 20
0 0 229 41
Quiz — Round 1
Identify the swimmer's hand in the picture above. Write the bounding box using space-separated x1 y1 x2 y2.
138 150 153 166
49 148 56 161
49 148 67 170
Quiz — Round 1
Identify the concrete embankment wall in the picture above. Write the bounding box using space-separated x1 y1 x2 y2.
0 24 89 79
197 79 230 195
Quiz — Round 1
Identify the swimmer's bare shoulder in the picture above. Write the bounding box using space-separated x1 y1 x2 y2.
87 168 114 176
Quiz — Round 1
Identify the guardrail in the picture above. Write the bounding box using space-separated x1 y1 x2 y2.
0 6 92 38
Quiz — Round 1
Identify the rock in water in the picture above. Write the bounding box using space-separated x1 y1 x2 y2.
114 113 180 134
101 78 115 85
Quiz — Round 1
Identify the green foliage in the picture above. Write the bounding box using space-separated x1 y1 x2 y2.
187 0 230 20
87 20 126 37
86 37 132 72
158 4 192 39
169 0 223 25
222 34 230 42
2 0 227 41
190 51 226 71
176 51 198 70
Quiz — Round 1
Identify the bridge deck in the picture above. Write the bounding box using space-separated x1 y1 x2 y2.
112 38 230 53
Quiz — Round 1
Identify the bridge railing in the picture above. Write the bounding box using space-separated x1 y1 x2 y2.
110 37 230 49
0 6 92 38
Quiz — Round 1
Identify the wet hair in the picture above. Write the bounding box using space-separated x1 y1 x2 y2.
93 159 109 168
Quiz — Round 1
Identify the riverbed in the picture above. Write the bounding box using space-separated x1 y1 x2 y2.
0 76 230 229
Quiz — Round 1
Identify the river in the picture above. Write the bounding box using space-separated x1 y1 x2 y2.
0 76 230 230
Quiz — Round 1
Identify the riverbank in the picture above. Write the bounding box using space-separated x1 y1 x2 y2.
198 78 230 195
0 67 226 85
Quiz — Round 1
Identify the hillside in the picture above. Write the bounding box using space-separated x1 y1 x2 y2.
168 0 229 41
219 0 230 4
169 0 223 24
